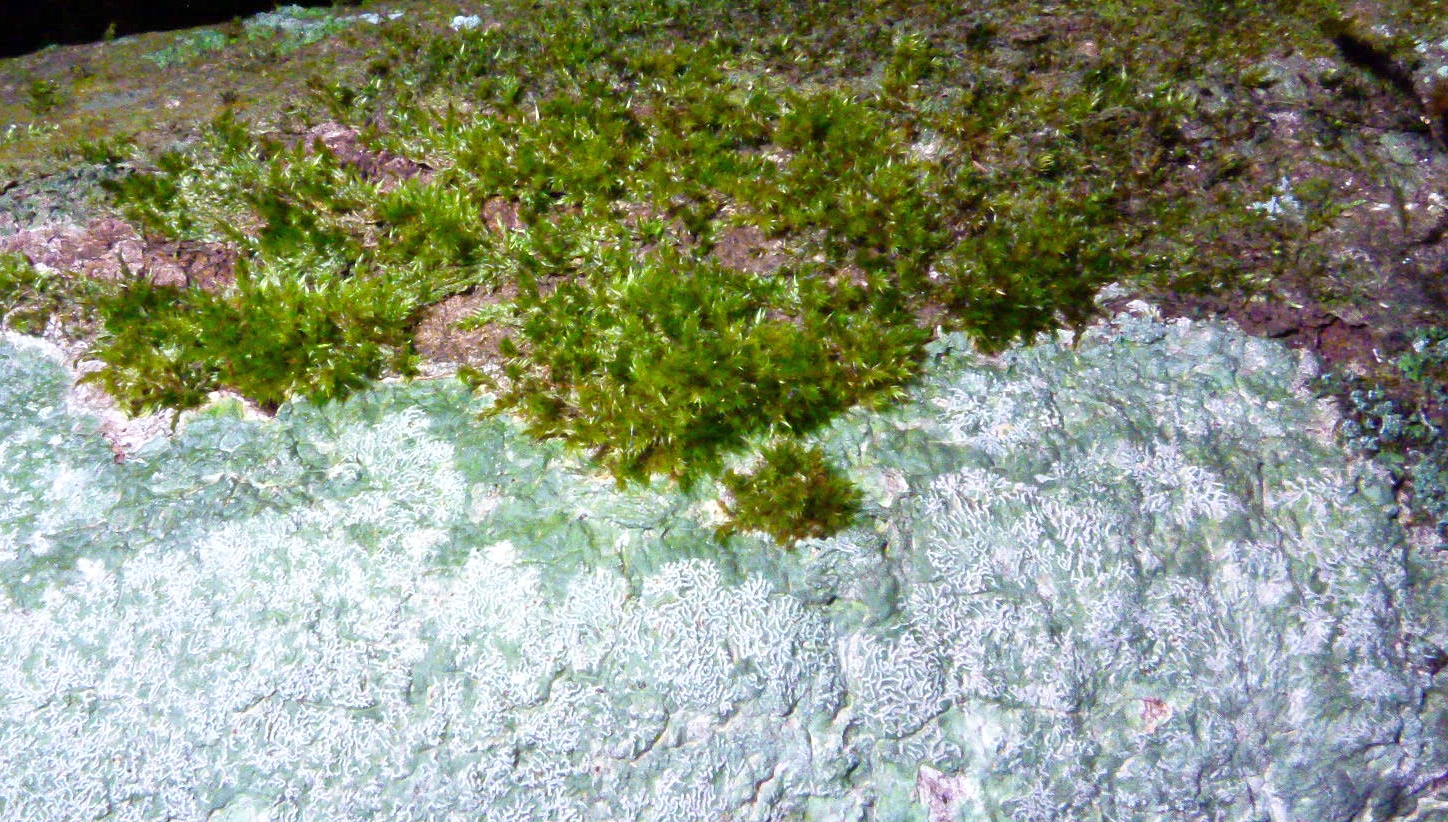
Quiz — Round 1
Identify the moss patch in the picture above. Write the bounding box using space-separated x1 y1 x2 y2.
3 0 1447 541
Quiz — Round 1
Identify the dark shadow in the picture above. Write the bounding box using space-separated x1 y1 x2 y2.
1 1 339 59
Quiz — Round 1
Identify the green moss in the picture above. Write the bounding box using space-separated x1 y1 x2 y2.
719 439 861 545
24 79 69 116
488 218 923 486
144 29 232 70
84 258 419 415
68 134 135 166
83 0 1438 540
0 253 108 337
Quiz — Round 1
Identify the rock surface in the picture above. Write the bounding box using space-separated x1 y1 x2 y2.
1 308 1444 820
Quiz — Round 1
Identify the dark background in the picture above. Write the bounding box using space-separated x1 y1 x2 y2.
1 1 335 58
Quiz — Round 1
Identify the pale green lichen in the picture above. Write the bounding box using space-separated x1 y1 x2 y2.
0 310 1443 820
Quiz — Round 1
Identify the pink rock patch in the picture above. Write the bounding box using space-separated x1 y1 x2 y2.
301 121 432 188
0 218 237 289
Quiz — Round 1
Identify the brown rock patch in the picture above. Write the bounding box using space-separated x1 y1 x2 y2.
481 197 522 233
300 121 432 188
1149 291 1386 377
0 217 238 289
711 224 789 275
411 285 518 369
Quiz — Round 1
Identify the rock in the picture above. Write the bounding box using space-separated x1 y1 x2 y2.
0 310 1442 820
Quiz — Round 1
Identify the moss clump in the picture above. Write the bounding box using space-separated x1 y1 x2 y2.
24 79 69 117
0 252 107 337
84 259 418 415
144 30 232 70
719 440 861 544
492 218 922 486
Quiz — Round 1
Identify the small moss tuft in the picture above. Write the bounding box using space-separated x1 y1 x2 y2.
719 439 861 545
